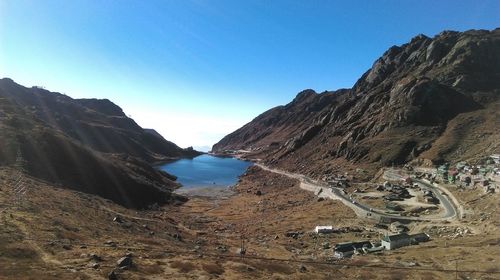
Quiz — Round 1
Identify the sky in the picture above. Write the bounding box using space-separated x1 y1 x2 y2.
1 1 499 151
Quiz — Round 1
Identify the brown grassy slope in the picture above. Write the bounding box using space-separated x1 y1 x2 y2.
0 167 194 280
0 78 197 208
1 166 499 279
419 101 500 163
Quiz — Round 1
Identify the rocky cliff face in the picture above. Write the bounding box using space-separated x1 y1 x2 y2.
213 29 500 176
0 78 200 208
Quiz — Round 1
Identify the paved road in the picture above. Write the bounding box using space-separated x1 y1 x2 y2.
256 164 459 222
413 179 457 219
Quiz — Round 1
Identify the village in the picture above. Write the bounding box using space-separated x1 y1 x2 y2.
1 152 498 279
308 154 500 260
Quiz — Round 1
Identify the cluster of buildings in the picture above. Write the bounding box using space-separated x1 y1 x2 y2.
378 181 411 201
421 188 439 204
333 232 430 258
334 240 377 258
313 225 430 259
319 155 498 260
324 174 350 188
372 180 441 215
435 155 499 193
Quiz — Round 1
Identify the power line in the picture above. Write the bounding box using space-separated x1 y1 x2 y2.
6 236 498 275
2 203 498 276
2 166 498 276
10 148 28 208
2 192 497 276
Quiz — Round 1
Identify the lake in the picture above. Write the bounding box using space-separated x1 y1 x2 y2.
158 154 253 189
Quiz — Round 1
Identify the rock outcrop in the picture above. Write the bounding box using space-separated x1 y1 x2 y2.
213 29 500 176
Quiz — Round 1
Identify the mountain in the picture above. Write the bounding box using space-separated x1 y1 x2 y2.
0 78 200 208
194 145 212 153
213 29 500 177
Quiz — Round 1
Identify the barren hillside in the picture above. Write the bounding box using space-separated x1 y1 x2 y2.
0 78 201 208
213 29 500 177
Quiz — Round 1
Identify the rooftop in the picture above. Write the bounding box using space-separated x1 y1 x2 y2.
382 233 410 242
410 233 430 241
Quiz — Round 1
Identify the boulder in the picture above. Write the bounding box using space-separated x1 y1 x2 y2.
299 264 307 273
104 240 117 247
89 253 102 262
108 270 117 280
116 256 133 268
89 262 100 269
216 245 227 252
172 233 182 241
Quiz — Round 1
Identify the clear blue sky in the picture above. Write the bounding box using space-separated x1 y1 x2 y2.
1 1 499 149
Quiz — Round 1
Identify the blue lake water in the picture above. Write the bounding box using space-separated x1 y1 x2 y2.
159 154 253 189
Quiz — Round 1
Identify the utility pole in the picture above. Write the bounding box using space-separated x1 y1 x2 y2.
260 198 267 233
239 234 246 258
313 231 318 259
12 148 27 208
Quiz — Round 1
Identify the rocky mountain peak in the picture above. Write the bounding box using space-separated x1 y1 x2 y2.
354 28 500 94
292 89 317 103
213 29 500 175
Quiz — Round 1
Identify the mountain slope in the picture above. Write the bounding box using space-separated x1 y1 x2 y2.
214 89 348 153
0 79 199 162
0 78 199 208
213 29 500 176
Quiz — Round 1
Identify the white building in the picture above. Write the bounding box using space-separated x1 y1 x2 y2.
315 226 334 234
491 154 500 164
382 233 430 250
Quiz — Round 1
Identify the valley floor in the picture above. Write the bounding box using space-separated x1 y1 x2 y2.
0 166 499 279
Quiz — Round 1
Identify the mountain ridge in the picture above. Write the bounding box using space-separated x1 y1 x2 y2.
0 78 200 208
213 28 500 177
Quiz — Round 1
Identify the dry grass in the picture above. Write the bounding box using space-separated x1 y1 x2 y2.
169 260 196 273
1 166 499 279
138 263 165 274
1 244 38 259
257 261 294 275
201 261 225 275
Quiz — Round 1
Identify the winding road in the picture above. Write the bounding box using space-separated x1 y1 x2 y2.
256 164 459 222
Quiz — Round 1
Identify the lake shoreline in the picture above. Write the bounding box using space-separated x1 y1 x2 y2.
174 185 236 199
151 152 207 167
158 154 253 192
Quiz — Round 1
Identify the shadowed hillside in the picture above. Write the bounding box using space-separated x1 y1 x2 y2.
0 78 200 208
